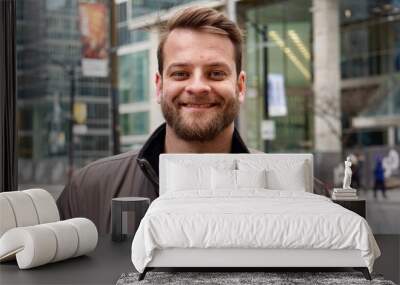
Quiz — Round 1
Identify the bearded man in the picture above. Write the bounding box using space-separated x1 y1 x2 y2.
57 6 259 234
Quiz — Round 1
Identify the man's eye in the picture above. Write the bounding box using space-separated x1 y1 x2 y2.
209 70 226 79
171 71 189 79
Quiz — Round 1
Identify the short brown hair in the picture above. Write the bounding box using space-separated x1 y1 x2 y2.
157 6 243 76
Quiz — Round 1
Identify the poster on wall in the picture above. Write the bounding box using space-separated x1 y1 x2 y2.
268 73 287 117
79 3 108 77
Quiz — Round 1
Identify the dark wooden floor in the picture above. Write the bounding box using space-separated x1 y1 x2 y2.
373 235 400 284
0 235 398 284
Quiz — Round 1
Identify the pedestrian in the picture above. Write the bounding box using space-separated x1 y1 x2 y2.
373 156 387 198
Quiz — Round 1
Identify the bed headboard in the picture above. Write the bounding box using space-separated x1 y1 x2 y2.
159 153 314 195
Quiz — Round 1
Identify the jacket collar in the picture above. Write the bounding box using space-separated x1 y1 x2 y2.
137 122 250 185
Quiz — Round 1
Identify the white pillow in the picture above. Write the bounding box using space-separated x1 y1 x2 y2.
167 162 211 191
211 168 267 190
238 159 307 191
266 167 306 191
237 169 267 188
211 168 236 190
166 160 236 192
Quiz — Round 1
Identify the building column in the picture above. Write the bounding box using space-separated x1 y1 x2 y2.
313 0 342 184
313 0 341 153
388 127 396 147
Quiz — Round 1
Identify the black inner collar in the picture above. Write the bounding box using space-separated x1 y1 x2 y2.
137 123 166 177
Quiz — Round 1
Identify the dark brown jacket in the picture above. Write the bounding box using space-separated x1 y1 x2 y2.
57 123 252 234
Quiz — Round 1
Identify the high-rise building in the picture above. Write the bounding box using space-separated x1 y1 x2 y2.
16 0 112 186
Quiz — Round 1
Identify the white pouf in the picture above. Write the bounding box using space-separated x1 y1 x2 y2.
0 218 98 269
0 189 59 237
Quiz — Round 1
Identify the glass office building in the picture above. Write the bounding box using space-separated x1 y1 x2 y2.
239 0 313 152
340 0 400 147
16 0 112 186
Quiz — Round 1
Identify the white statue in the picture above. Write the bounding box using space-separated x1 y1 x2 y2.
342 157 353 189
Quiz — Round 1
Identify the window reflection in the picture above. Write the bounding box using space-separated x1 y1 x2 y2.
118 51 149 104
341 0 400 78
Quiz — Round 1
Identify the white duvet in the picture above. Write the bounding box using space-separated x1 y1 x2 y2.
131 190 380 273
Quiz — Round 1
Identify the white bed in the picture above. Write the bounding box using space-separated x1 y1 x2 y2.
131 154 380 280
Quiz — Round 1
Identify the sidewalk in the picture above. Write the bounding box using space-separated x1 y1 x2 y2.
359 188 400 234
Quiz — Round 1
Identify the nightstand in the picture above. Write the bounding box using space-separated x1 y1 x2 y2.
331 198 366 218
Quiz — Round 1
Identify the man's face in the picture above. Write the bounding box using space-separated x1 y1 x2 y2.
156 28 246 142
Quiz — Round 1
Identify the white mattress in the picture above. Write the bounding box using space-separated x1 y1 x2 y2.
131 190 380 273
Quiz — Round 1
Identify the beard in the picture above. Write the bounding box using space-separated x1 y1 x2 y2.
160 94 240 142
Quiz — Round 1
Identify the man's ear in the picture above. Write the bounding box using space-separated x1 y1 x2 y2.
237 71 246 104
155 72 162 104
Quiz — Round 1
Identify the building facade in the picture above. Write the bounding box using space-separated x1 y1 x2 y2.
16 0 112 186
14 0 400 187
115 0 400 184
341 0 400 147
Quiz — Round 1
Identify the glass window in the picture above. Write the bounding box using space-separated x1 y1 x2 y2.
118 26 129 46
118 50 149 103
241 0 313 152
120 112 149 135
130 29 148 43
340 0 369 24
118 26 148 46
340 0 400 78
131 0 197 18
117 2 127 23
46 0 67 11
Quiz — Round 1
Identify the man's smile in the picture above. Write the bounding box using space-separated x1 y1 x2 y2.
179 102 219 110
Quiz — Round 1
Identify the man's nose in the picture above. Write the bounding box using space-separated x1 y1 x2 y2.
185 74 211 96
